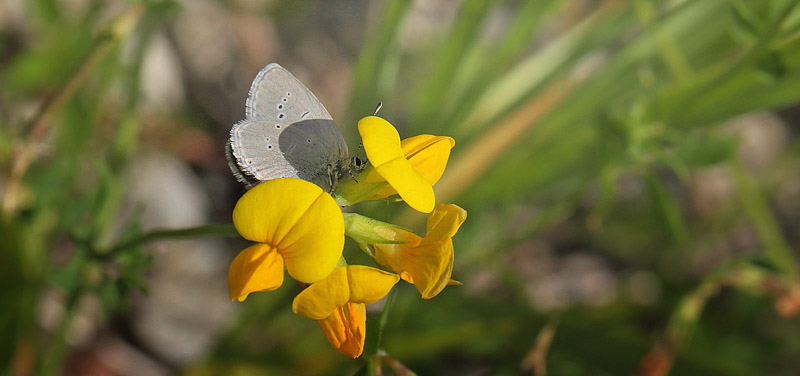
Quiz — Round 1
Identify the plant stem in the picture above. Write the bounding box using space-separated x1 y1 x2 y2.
37 283 86 376
730 161 799 281
95 224 239 260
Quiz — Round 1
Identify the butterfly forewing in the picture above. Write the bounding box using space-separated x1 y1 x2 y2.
245 63 333 123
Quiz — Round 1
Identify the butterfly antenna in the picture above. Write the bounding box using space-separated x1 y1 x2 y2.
373 101 382 116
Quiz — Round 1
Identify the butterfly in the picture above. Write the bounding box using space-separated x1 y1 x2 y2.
226 63 365 192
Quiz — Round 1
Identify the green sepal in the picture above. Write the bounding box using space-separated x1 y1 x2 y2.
343 213 410 246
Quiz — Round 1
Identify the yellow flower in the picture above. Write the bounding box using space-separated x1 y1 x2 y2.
335 116 454 213
228 178 344 302
372 204 467 299
292 265 400 358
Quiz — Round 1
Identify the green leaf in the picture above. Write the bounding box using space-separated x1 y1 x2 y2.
643 171 689 245
754 50 787 79
348 0 413 126
729 0 765 37
412 0 494 126
674 132 738 167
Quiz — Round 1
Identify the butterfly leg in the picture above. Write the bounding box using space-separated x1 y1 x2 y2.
327 163 335 193
348 169 359 183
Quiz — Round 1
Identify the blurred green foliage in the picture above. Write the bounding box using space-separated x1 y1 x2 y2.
3 0 800 375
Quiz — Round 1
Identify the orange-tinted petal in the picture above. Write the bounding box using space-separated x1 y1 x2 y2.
382 240 453 299
228 243 285 302
317 302 366 358
373 204 467 299
399 273 461 286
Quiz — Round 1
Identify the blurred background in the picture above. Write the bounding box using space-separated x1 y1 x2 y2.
3 0 800 375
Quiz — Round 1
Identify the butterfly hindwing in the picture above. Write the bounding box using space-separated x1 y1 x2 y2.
229 119 298 185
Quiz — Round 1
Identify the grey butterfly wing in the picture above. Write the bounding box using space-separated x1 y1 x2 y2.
228 119 299 187
229 118 350 191
279 118 349 191
245 63 333 123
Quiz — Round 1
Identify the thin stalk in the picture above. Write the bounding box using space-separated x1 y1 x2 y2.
635 261 773 376
366 288 397 376
94 224 239 260
730 161 799 281
36 284 86 376
382 354 417 376
632 0 693 80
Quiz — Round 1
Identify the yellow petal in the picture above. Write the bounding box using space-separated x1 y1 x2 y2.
374 159 434 213
347 265 402 304
317 302 366 358
420 204 468 245
279 193 345 283
351 136 454 203
292 265 399 320
358 116 404 167
373 204 467 299
448 279 463 286
228 243 285 302
401 135 454 186
335 132 453 207
358 116 435 213
399 273 461 286
291 267 350 320
232 178 344 283
385 240 453 299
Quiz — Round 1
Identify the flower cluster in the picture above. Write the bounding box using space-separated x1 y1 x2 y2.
228 116 466 358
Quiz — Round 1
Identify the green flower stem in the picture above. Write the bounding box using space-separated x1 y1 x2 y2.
382 354 418 376
640 260 774 374
37 273 87 376
366 288 398 375
95 224 239 260
643 171 690 245
730 161 799 282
